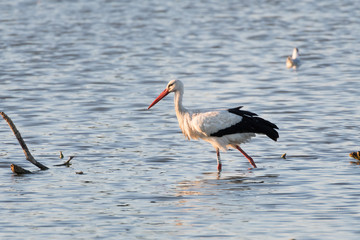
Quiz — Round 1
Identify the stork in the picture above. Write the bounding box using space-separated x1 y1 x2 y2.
286 48 301 69
148 80 279 171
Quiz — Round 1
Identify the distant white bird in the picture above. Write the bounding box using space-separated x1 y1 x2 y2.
148 80 279 171
286 48 301 69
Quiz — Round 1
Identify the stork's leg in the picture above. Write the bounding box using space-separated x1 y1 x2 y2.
216 148 222 172
236 146 257 168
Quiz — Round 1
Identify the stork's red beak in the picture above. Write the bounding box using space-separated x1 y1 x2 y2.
148 89 170 109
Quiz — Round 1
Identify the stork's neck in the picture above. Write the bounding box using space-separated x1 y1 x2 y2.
173 87 194 140
174 90 187 116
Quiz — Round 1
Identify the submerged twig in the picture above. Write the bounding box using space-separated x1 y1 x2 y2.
54 156 74 167
1 112 49 170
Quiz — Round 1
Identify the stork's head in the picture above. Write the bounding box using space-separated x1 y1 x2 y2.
166 79 184 92
148 79 183 109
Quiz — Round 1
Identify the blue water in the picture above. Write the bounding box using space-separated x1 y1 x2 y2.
1 0 360 239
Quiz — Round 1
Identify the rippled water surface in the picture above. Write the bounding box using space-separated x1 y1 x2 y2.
1 0 360 239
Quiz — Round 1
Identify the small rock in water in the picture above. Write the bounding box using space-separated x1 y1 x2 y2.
349 151 360 161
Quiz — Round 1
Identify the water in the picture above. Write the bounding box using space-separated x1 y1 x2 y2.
1 0 360 239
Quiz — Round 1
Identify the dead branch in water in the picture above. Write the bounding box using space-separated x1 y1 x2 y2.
1 112 49 171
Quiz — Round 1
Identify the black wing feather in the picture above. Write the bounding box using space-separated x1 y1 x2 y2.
210 107 279 141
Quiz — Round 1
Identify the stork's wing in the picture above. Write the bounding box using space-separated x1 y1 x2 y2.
190 109 244 137
191 107 279 141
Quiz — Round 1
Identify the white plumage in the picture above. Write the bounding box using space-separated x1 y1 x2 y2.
177 108 255 151
148 79 279 171
286 48 301 69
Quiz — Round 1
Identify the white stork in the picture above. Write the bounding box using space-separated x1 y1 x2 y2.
148 80 279 171
286 47 301 69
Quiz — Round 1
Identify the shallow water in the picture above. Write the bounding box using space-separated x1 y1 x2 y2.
1 0 360 239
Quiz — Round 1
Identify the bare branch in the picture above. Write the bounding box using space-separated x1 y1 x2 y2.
1 112 49 170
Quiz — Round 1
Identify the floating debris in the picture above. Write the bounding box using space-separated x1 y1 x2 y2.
59 151 64 159
54 156 74 167
349 151 360 161
281 153 287 159
76 171 84 175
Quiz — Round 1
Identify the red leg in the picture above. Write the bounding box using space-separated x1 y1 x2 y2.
216 148 222 172
236 146 257 168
